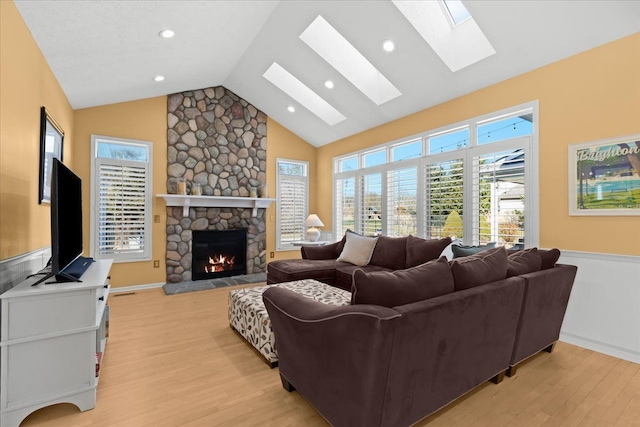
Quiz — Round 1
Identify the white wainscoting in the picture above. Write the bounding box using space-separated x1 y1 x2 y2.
559 250 640 364
0 247 51 295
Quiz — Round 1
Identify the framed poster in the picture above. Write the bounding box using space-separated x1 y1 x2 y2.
38 106 65 204
568 134 640 216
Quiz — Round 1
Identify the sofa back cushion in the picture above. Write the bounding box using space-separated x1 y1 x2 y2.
405 236 452 268
507 247 542 277
337 230 379 266
352 257 454 307
450 246 508 291
369 236 408 270
539 248 561 270
451 242 497 258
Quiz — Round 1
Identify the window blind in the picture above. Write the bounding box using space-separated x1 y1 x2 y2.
278 175 307 245
425 158 464 240
472 149 525 247
387 167 418 236
96 160 148 258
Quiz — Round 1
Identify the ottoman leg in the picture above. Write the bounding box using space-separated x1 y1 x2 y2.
280 373 295 392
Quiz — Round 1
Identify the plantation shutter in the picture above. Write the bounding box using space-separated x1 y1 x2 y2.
335 176 355 238
278 174 307 245
472 148 525 247
276 159 308 249
387 166 418 236
425 157 464 240
96 159 149 259
360 173 383 235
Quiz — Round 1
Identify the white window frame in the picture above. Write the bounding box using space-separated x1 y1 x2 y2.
90 135 153 262
276 158 309 251
332 101 539 247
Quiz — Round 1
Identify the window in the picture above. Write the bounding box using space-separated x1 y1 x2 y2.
276 159 308 250
335 176 355 237
387 166 418 236
425 157 464 239
333 102 538 248
91 135 152 262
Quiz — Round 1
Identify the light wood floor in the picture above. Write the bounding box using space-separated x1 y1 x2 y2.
22 284 640 427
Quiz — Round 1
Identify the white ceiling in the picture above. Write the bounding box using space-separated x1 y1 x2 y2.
14 1 640 147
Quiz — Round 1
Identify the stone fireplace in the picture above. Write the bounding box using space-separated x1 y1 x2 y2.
165 86 267 283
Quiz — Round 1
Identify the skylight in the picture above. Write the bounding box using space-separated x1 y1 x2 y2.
263 62 346 126
300 16 401 106
392 0 495 72
442 0 471 26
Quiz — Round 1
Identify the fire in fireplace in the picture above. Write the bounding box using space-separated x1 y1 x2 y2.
192 229 247 281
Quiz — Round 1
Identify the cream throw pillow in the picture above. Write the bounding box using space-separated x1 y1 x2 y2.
337 231 379 266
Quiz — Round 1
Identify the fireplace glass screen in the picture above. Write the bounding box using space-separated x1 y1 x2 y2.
192 229 247 281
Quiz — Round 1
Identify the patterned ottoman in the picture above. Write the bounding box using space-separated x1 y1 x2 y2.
228 279 350 367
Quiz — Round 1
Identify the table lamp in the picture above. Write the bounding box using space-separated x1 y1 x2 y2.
305 214 324 242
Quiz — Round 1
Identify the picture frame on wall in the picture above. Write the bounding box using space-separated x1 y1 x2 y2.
568 134 640 216
38 106 65 204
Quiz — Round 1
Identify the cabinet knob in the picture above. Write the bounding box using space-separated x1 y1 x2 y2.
104 284 109 288
98 296 104 301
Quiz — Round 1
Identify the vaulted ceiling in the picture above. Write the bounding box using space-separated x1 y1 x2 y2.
14 1 640 147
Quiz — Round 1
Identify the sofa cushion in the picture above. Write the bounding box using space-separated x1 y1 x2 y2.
405 236 452 268
507 248 542 277
539 248 561 270
267 259 349 283
351 257 454 307
337 230 379 266
369 236 408 270
451 242 497 259
335 264 391 289
450 246 508 291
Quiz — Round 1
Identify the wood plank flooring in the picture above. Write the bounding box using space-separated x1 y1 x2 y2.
21 285 640 426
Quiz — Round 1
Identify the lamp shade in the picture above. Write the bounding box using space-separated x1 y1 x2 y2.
305 214 324 228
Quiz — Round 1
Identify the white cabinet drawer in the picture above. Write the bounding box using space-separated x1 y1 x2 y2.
5 290 93 340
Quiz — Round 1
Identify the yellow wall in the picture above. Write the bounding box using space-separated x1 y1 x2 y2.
0 0 75 259
266 118 318 262
73 98 168 287
317 33 640 256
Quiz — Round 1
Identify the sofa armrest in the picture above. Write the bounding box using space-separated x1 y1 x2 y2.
262 287 400 426
301 240 342 259
511 264 577 365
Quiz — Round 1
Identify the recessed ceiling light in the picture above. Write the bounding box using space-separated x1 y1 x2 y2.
287 106 296 113
382 40 396 52
324 80 335 89
159 29 175 38
154 75 165 82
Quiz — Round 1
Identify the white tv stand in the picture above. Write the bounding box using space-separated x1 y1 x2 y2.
0 259 112 427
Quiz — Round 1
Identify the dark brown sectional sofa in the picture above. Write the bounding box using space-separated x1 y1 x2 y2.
267 235 452 290
263 240 577 427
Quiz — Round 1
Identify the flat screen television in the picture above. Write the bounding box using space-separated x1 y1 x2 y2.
32 158 92 285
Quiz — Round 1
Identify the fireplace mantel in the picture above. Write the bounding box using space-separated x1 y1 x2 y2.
157 194 276 217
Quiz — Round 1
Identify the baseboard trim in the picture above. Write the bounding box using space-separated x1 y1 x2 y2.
110 282 165 294
560 331 640 364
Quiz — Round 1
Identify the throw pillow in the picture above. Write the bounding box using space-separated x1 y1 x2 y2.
451 242 497 259
450 246 508 291
351 257 454 307
369 236 408 270
405 235 452 268
507 247 542 277
337 230 379 266
539 248 561 270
